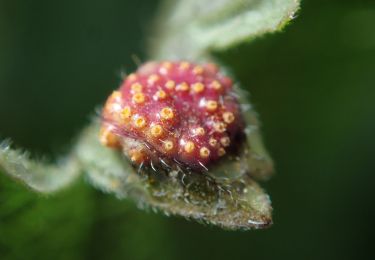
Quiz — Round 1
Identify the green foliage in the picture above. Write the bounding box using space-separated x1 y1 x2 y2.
151 0 299 59
86 194 177 260
1 0 375 259
0 140 81 193
0 174 94 260
0 0 300 231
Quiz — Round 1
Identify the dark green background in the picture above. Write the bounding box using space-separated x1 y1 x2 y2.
0 0 374 259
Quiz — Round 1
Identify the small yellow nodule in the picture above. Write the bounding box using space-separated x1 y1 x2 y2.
209 138 218 147
160 107 174 120
133 116 147 128
194 127 205 136
147 74 160 85
127 73 137 81
160 62 172 74
210 80 222 90
200 147 210 158
132 93 145 104
121 106 132 120
218 147 226 157
176 82 189 92
165 80 175 90
150 124 163 138
193 65 204 75
131 83 143 93
99 126 120 148
223 112 235 124
220 136 230 147
184 141 195 153
192 82 205 93
154 90 167 100
206 100 218 112
179 61 190 70
111 91 122 100
129 149 145 164
214 122 226 133
163 140 174 151
162 61 172 69
105 100 122 115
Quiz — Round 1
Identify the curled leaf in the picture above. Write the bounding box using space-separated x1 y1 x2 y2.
0 141 81 193
151 0 300 59
77 121 272 230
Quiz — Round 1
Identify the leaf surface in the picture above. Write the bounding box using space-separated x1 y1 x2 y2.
151 0 300 59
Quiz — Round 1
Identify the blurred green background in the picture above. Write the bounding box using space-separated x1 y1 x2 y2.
0 0 374 259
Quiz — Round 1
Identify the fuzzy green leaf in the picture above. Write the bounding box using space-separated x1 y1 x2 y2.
77 114 273 230
0 141 82 193
0 0 297 230
150 0 300 60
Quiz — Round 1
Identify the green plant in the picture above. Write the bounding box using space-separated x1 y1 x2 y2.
0 0 300 231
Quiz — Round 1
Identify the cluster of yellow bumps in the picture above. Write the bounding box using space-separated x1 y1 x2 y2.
100 61 241 170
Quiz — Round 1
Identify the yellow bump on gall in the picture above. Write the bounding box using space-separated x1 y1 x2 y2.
200 147 210 158
163 140 174 151
150 124 163 138
133 115 147 128
184 141 195 153
129 149 145 164
127 73 137 81
132 93 145 104
111 91 122 100
162 61 172 69
120 106 132 120
218 147 226 157
99 126 120 148
213 122 227 133
210 80 222 90
176 82 189 92
105 101 122 114
220 136 230 147
192 82 205 93
154 90 167 100
159 61 172 75
160 107 174 120
131 82 143 93
147 74 160 85
179 61 190 70
192 65 204 75
165 80 175 90
209 138 218 147
159 62 172 75
206 100 218 112
194 127 205 136
223 111 235 124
